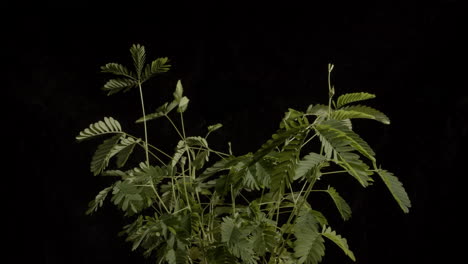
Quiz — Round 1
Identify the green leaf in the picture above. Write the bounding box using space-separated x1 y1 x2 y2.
325 186 352 221
270 130 307 194
173 80 183 102
336 92 375 108
208 123 223 133
171 140 186 168
294 152 327 180
130 44 146 79
310 210 328 227
315 119 375 162
243 159 272 190
251 125 307 164
101 170 128 178
306 104 329 116
135 101 178 123
111 137 140 168
177 96 190 113
90 134 122 176
193 150 209 170
111 181 143 214
281 108 309 130
321 226 356 261
102 78 139 95
337 151 374 187
220 218 257 264
86 186 113 215
294 208 325 264
100 63 136 79
332 105 390 124
251 221 278 256
142 57 171 82
376 169 411 213
76 117 123 141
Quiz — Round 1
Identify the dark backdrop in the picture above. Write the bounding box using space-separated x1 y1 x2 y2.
9 4 465 264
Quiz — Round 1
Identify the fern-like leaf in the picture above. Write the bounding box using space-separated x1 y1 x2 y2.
294 208 325 264
90 134 123 176
325 186 352 221
111 180 144 214
102 78 139 95
270 130 306 194
315 119 375 161
142 57 171 81
221 217 256 264
251 221 278 257
336 92 375 108
130 44 146 79
86 186 113 215
321 226 356 261
76 117 122 141
252 125 307 165
136 101 178 123
101 63 136 79
294 152 327 180
332 105 390 124
337 151 373 187
114 137 140 168
376 169 411 213
243 159 272 190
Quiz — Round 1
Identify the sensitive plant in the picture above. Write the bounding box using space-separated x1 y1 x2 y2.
77 44 411 264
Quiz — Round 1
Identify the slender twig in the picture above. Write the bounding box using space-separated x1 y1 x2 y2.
138 81 150 165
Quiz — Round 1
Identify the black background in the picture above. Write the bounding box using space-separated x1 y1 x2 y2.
9 3 466 264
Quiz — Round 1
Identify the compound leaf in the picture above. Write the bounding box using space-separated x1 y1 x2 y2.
295 152 327 180
336 92 375 108
86 186 113 215
76 117 123 141
376 169 411 213
130 44 146 79
332 105 390 124
90 134 122 176
326 186 352 221
101 63 136 79
321 226 355 261
293 208 325 264
142 57 171 82
102 78 139 95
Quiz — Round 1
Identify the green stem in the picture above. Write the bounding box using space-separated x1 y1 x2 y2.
135 141 166 165
149 178 169 213
165 114 184 140
138 81 150 165
321 170 348 175
275 176 318 259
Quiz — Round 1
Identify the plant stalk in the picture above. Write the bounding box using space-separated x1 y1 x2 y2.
138 81 150 165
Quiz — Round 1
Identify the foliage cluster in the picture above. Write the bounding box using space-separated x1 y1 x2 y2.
77 44 410 263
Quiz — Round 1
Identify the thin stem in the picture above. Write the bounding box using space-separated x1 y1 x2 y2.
145 142 173 160
165 114 184 140
180 112 187 139
275 177 318 258
149 178 169 213
301 133 317 148
135 141 166 165
138 81 150 165
321 170 348 175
